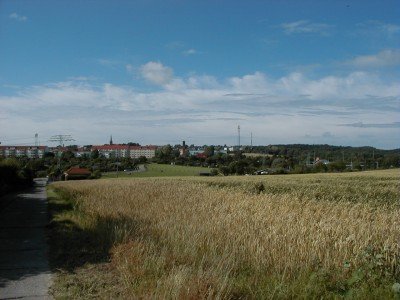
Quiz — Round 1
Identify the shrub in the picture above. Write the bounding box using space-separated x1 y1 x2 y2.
91 170 102 179
210 169 219 176
0 158 33 195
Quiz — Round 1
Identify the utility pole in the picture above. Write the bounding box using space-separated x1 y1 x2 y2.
250 132 253 148
373 150 376 169
114 162 121 178
35 133 39 147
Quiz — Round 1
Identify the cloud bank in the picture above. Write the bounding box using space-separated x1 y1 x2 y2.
1 62 399 148
345 49 400 68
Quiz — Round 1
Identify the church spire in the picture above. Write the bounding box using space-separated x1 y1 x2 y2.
109 135 113 145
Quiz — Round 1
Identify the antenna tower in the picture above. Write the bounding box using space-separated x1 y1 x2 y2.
35 133 39 146
238 125 241 149
48 134 75 147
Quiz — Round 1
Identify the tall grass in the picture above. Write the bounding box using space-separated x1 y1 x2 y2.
50 169 400 298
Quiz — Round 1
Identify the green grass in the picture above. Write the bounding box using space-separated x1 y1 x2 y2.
47 186 123 298
102 163 212 178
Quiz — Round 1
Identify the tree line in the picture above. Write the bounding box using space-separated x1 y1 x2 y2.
0 143 398 186
154 144 399 175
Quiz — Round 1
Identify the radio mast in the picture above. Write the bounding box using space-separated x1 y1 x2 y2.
237 125 241 150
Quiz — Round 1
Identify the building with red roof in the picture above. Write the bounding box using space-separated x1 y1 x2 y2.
64 167 91 180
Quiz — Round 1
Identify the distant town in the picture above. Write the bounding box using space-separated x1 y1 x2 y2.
0 144 159 159
0 140 231 160
1 134 399 170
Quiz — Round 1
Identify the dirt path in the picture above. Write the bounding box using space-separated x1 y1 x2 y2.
0 178 52 299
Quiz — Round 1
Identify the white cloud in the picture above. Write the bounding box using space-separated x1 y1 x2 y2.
1 70 399 148
280 20 332 35
380 23 400 35
165 41 185 50
345 49 400 68
67 76 96 82
165 42 199 56
9 12 27 22
357 21 400 37
182 49 198 56
126 64 134 73
140 61 174 85
96 58 121 68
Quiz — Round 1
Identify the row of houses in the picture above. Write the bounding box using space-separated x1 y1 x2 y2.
178 141 229 158
0 146 48 158
0 145 157 159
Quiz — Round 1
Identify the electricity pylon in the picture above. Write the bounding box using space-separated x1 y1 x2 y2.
48 135 75 174
48 135 75 147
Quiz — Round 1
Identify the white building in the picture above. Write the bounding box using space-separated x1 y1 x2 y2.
0 146 48 158
129 146 157 159
92 145 157 159
92 145 129 158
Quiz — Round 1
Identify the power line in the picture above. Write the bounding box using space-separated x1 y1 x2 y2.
0 136 50 142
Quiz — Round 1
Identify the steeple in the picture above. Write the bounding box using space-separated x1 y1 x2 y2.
109 135 113 145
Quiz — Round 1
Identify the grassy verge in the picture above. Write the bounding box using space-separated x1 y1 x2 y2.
47 187 124 298
47 170 400 298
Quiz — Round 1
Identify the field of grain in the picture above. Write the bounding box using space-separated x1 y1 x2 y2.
48 169 400 299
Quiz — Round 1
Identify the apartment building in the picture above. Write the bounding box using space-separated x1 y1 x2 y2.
0 146 48 158
92 145 130 158
129 146 157 159
91 145 157 159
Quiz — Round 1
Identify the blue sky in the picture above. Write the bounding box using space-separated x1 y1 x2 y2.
0 0 399 149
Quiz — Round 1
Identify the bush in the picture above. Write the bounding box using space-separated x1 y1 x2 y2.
219 165 230 176
0 158 33 195
91 170 102 179
210 169 219 176
0 159 20 186
253 182 265 194
36 170 48 178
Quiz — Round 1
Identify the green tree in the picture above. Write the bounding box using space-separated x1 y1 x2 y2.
204 146 215 157
91 149 99 159
219 165 230 176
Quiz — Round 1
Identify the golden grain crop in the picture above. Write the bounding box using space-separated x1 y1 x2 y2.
51 169 400 298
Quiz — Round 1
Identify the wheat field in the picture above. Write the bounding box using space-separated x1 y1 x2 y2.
49 169 400 299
